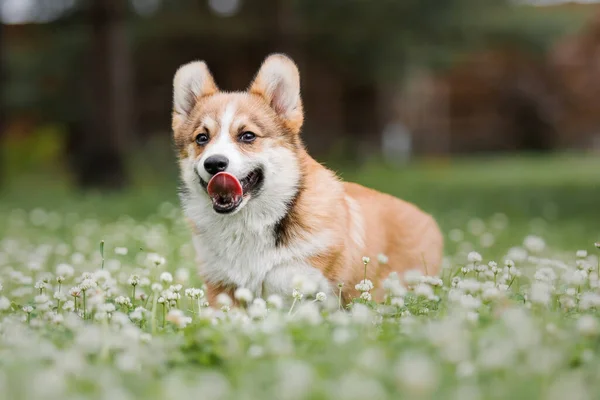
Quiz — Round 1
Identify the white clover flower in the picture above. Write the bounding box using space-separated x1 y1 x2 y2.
467 251 482 263
362 256 371 264
56 276 65 284
139 277 151 287
175 268 190 283
561 269 586 286
69 286 82 297
414 283 434 300
391 297 405 307
456 362 476 378
248 301 267 319
114 247 128 255
457 279 481 294
404 269 423 286
115 296 132 307
0 296 10 311
504 259 515 268
151 283 163 292
164 290 180 302
267 294 283 310
216 293 232 307
395 353 439 394
127 275 139 286
559 295 576 310
360 292 372 301
23 305 34 313
170 284 183 292
159 272 173 284
51 314 64 325
62 300 75 312
157 296 166 304
576 250 588 258
292 274 318 295
383 277 407 297
185 288 204 299
577 315 599 337
423 276 443 287
529 282 551 306
53 291 67 302
459 294 482 310
129 307 145 321
315 292 327 302
292 289 303 300
579 292 600 311
80 278 97 291
482 287 501 301
293 302 322 325
234 287 253 303
146 253 165 267
509 266 521 277
355 279 374 293
56 263 74 278
535 267 557 283
595 242 600 249
524 235 545 253
166 309 192 328
377 253 389 264
34 280 47 290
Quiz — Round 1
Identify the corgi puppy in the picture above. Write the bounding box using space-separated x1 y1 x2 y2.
172 54 443 305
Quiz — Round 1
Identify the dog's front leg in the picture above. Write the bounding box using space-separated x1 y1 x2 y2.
262 263 334 302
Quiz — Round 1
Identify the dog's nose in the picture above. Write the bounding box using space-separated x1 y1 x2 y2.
204 155 229 175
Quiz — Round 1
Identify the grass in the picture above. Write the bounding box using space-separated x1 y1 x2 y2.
0 152 599 400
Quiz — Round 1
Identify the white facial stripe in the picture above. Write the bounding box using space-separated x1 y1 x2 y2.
202 116 217 131
220 102 237 135
196 101 248 181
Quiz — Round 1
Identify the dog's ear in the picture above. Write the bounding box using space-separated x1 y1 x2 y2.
249 54 303 134
172 61 218 131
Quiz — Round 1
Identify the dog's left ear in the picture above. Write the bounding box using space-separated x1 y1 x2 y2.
249 54 303 134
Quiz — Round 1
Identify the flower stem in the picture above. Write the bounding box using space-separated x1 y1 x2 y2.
150 294 158 335
82 290 87 319
288 298 298 316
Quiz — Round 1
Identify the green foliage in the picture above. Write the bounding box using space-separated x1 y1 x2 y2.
295 0 588 80
0 155 599 399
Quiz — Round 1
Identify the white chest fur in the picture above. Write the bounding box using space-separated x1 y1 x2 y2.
190 215 333 297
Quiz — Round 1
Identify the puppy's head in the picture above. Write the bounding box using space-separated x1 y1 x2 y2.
172 54 304 217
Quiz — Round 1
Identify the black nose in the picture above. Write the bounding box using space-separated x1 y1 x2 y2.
204 155 229 175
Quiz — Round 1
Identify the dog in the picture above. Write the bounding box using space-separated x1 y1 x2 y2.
171 54 443 306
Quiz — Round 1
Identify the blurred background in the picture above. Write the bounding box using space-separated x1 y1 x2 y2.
0 0 598 252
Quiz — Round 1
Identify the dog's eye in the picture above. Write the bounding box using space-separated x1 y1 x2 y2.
195 133 209 145
239 131 256 143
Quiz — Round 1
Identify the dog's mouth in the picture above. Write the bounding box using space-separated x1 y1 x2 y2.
201 168 264 214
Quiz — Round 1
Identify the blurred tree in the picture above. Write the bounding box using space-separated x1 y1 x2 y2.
294 0 576 161
0 22 4 186
68 0 134 190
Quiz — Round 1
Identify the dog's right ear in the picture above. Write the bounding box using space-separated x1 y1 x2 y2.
172 61 218 131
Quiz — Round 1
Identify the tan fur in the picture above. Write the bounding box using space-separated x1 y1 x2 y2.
291 153 443 302
173 54 444 305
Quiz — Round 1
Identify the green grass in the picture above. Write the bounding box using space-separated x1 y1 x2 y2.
0 152 599 400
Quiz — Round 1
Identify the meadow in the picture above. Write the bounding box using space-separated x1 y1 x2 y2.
0 151 599 400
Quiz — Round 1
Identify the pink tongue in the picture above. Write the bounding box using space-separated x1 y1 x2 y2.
207 172 243 201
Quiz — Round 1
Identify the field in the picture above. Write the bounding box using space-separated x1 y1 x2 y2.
0 152 599 400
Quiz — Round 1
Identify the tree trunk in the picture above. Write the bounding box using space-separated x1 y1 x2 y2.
341 79 383 164
70 0 134 190
0 22 5 186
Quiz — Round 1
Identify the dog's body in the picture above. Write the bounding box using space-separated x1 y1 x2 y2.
172 54 443 304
